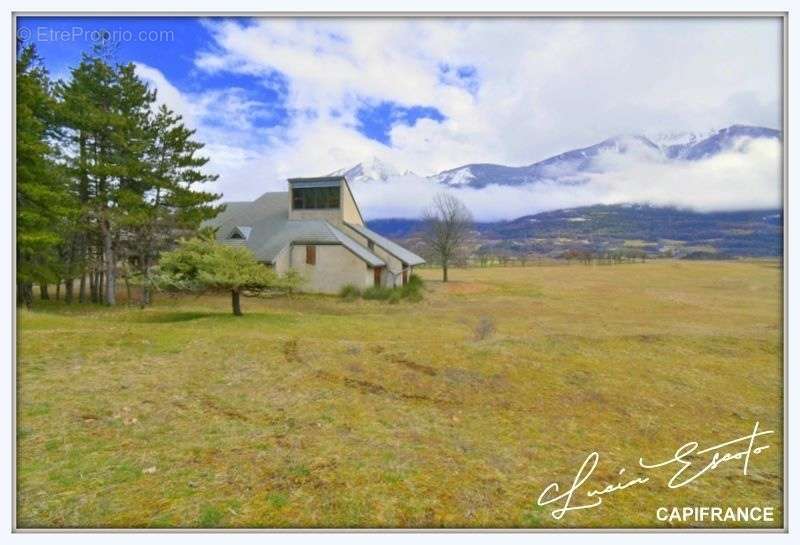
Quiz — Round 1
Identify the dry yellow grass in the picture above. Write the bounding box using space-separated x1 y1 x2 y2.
16 260 783 528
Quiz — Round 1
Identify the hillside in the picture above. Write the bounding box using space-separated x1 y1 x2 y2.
368 205 783 258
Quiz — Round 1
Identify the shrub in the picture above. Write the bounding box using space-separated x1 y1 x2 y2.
399 273 424 301
339 284 362 300
474 316 496 341
363 286 392 300
407 273 424 289
350 274 425 303
400 285 423 302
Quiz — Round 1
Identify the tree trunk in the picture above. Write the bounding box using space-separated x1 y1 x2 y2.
21 283 33 309
125 276 132 306
140 285 150 308
40 282 50 300
140 253 152 307
89 271 97 303
231 289 242 316
65 277 74 304
78 233 88 303
442 262 449 283
55 282 61 301
102 218 116 305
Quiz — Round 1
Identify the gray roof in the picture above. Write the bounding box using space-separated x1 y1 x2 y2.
329 225 385 267
346 223 426 266
201 191 386 266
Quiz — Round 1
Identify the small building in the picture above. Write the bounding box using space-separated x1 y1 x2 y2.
204 176 425 293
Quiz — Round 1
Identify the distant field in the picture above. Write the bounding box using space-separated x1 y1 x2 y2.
16 261 783 528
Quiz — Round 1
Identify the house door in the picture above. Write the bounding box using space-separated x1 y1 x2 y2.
373 266 383 286
402 268 408 285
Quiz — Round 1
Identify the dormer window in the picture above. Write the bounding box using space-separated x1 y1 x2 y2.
229 226 252 240
292 186 340 209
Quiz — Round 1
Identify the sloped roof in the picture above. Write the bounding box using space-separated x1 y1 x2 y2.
345 223 426 266
329 225 385 267
201 191 385 266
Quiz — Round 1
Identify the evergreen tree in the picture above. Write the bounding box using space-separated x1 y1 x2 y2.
16 43 72 307
56 50 119 304
128 104 222 305
56 47 220 306
154 236 300 316
20 42 222 307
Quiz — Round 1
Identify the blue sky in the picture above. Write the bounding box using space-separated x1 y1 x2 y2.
18 16 448 144
16 16 782 217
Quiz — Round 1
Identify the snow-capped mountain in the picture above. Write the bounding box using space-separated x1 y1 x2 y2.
431 134 663 189
329 157 412 184
676 125 780 160
331 125 781 189
429 125 780 188
647 129 717 158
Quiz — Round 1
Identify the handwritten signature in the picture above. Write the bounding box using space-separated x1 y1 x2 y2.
537 421 774 520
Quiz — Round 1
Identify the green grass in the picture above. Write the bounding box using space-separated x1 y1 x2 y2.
16 260 783 528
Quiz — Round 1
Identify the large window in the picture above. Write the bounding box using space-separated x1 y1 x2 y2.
292 186 340 209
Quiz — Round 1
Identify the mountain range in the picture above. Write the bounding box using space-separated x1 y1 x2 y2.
332 124 780 189
331 124 782 258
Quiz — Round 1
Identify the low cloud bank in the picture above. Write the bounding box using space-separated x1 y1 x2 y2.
350 137 782 222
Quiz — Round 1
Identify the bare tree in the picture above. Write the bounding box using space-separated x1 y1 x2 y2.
421 193 473 282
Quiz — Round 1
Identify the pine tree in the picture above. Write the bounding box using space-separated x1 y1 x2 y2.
28 44 222 307
128 104 222 305
16 43 73 307
154 236 300 316
56 49 200 306
56 50 119 304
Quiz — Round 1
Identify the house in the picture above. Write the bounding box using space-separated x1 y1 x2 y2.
203 176 425 293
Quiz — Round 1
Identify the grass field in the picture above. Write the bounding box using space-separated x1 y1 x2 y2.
16 260 783 528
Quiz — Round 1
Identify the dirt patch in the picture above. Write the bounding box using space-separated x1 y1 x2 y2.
388 354 438 376
315 370 455 406
282 339 301 363
444 282 493 295
343 376 389 395
565 369 593 387
442 367 485 386
200 396 249 421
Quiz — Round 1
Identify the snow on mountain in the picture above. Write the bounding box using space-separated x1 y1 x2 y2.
427 134 662 189
430 166 476 187
647 129 717 157
330 125 780 189
329 157 411 184
679 125 780 160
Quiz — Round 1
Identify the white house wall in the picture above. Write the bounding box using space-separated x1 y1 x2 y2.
340 181 364 226
341 226 405 287
289 244 372 293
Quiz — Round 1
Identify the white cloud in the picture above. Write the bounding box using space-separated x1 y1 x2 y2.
137 17 782 217
349 137 782 221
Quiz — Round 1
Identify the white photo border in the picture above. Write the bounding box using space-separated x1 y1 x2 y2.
2 1 795 543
